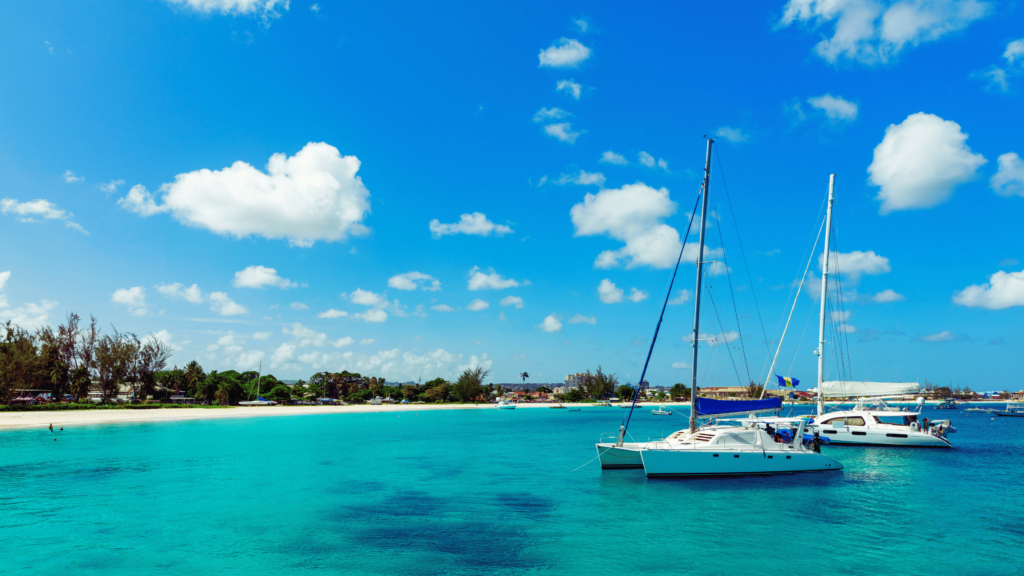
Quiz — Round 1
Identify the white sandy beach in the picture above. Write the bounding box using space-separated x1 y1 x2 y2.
0 398 970 431
0 402 693 431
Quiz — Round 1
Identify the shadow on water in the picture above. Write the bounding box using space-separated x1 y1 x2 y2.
318 489 549 573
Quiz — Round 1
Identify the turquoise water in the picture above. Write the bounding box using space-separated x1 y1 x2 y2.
1 406 1021 575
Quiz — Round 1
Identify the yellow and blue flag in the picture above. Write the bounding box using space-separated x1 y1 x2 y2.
776 375 800 388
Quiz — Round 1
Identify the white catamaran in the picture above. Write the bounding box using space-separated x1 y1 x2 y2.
802 175 951 448
596 139 844 477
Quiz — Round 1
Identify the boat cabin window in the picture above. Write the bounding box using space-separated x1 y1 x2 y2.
846 416 866 426
822 417 845 425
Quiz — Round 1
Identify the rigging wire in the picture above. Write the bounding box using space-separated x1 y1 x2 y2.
712 206 753 384
713 146 773 371
618 183 704 435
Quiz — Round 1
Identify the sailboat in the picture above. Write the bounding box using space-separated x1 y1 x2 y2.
238 362 277 406
802 176 951 448
597 139 843 477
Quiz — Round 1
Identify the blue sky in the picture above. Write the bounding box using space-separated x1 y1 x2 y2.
1 0 1022 388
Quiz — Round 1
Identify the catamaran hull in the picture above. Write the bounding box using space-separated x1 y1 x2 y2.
639 449 843 477
810 428 951 447
595 443 644 469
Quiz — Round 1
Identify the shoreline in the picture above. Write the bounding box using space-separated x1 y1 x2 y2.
0 398 983 431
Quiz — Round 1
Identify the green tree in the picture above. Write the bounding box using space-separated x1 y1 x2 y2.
214 387 230 405
617 384 636 402
581 366 618 399
184 361 206 396
402 385 417 400
746 381 765 400
535 386 552 394
452 367 488 402
670 383 691 401
424 383 450 403
265 384 292 402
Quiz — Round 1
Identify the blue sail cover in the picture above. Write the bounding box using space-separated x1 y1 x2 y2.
694 397 782 416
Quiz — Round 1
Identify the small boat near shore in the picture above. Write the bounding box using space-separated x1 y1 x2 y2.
650 406 672 416
993 402 1024 417
496 399 516 410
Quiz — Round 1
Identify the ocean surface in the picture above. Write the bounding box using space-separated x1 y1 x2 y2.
1 405 1021 576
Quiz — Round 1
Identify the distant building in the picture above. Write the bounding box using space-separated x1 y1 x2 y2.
564 373 589 389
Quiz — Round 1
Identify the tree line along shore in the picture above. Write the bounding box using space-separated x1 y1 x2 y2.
1 313 671 410
3 313 1005 412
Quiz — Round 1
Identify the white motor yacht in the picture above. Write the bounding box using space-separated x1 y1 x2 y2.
650 406 673 415
496 399 516 410
807 395 951 448
806 383 953 448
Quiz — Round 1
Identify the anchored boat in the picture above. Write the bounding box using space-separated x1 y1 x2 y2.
596 139 843 477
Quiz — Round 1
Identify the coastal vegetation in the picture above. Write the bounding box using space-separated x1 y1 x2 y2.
2 316 1006 409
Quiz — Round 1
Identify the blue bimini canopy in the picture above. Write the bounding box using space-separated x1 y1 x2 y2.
694 397 782 417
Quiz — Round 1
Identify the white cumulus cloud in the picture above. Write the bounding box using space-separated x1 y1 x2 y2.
499 296 524 309
868 112 985 214
921 330 956 342
555 170 605 187
208 292 248 316
431 304 455 312
572 183 709 269
100 179 125 193
543 122 581 144
668 289 691 305
533 107 571 122
600 151 627 165
598 279 624 303
556 79 582 99
156 282 204 304
539 314 563 332
349 288 386 307
820 250 891 280
953 268 1024 309
0 271 9 291
119 142 371 247
629 288 648 302
167 0 289 26
112 286 148 316
991 152 1024 198
429 212 513 238
290 302 308 310
715 127 748 143
873 288 905 302
638 151 656 167
807 94 859 121
567 313 596 325
63 170 84 183
1 198 88 234
318 309 348 318
467 299 489 311
538 38 591 68
232 265 298 289
778 0 991 65
355 309 387 323
467 267 520 291
388 271 441 291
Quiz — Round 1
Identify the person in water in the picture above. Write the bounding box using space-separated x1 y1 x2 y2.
49 423 53 432
811 432 822 453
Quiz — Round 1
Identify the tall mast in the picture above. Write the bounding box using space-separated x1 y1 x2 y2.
689 138 714 433
816 174 836 416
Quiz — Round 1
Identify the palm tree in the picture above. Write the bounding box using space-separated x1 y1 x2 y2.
214 387 230 406
520 372 529 384
184 360 205 399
